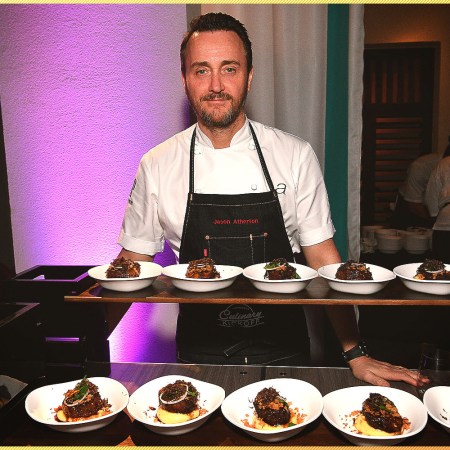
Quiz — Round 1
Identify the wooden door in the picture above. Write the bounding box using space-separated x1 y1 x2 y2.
361 44 438 225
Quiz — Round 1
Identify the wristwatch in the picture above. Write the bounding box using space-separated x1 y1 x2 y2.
342 341 370 363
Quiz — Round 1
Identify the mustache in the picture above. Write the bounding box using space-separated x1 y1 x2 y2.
201 93 233 101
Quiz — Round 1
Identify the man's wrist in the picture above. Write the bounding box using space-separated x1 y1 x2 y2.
342 341 370 363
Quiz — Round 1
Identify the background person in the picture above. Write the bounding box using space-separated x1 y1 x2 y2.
390 152 440 229
425 140 450 261
117 12 423 387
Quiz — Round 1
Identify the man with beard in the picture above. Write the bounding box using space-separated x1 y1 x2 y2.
116 12 424 388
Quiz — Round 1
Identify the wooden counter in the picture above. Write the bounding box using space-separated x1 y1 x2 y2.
65 275 450 306
1 362 449 446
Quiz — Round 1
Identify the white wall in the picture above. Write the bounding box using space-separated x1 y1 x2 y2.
0 4 187 361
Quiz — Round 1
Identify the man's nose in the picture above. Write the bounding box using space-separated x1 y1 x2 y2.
209 72 224 93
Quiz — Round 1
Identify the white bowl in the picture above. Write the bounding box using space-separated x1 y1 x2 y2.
423 386 450 434
127 375 225 435
375 229 399 237
322 386 427 446
393 263 450 296
318 263 395 295
88 261 162 292
25 377 129 433
162 264 242 292
377 235 403 254
362 225 384 241
243 263 317 294
221 378 323 443
404 234 430 255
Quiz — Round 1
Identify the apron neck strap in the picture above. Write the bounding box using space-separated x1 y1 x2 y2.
189 123 276 193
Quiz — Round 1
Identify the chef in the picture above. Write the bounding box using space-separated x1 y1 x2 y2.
117 12 424 387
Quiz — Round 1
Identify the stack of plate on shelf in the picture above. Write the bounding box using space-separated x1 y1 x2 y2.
402 228 433 254
375 228 403 254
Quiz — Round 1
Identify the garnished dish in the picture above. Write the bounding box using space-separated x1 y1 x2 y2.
322 386 427 446
318 263 394 295
413 259 450 281
352 393 410 436
127 375 225 436
156 380 203 424
264 258 300 280
54 376 111 423
25 377 129 433
242 387 306 430
88 261 162 292
163 263 241 292
335 260 373 280
423 386 450 435
105 256 141 278
185 258 221 279
221 378 323 443
243 263 316 294
393 262 450 296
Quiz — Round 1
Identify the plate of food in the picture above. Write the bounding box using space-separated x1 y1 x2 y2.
88 257 162 292
322 386 427 446
25 376 129 433
243 258 317 294
423 386 450 434
318 261 395 295
393 260 450 296
221 378 323 442
162 258 242 292
127 375 225 435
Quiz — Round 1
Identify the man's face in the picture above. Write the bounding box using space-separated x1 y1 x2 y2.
182 30 253 129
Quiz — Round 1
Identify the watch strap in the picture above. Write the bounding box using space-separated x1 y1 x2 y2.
342 341 369 363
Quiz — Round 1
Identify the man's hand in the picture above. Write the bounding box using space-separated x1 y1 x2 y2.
348 356 428 387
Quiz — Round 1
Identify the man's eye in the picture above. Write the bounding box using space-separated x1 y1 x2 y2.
224 67 236 73
196 69 208 75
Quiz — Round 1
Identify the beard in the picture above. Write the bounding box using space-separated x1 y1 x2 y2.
186 82 248 129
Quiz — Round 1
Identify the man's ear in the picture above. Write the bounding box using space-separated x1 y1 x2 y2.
181 72 187 93
247 67 254 92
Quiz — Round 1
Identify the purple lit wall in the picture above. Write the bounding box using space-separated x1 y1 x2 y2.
0 4 188 362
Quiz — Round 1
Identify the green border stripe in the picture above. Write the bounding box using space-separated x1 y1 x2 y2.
325 4 349 260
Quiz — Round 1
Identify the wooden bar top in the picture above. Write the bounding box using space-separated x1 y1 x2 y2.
1 363 449 446
65 275 450 306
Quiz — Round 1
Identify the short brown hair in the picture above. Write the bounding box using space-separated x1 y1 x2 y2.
180 12 253 75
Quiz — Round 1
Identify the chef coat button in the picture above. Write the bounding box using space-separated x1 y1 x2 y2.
249 143 256 150
251 184 257 191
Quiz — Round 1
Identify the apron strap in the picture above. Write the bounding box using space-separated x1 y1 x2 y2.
189 123 277 194
248 122 276 192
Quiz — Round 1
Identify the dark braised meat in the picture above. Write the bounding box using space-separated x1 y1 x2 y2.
106 257 141 278
414 259 450 280
253 387 290 426
361 393 403 434
335 260 373 280
185 258 220 279
61 378 110 419
264 258 300 280
158 380 199 414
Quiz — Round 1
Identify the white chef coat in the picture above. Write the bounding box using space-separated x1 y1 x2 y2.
399 153 441 203
119 118 335 258
425 156 450 231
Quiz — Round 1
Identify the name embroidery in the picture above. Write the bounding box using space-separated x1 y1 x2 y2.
213 218 259 225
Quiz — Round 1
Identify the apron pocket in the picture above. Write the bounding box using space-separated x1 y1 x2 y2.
205 233 268 267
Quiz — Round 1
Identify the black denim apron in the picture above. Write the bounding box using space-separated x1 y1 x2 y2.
177 123 309 365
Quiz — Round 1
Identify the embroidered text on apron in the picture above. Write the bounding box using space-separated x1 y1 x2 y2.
177 123 309 364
